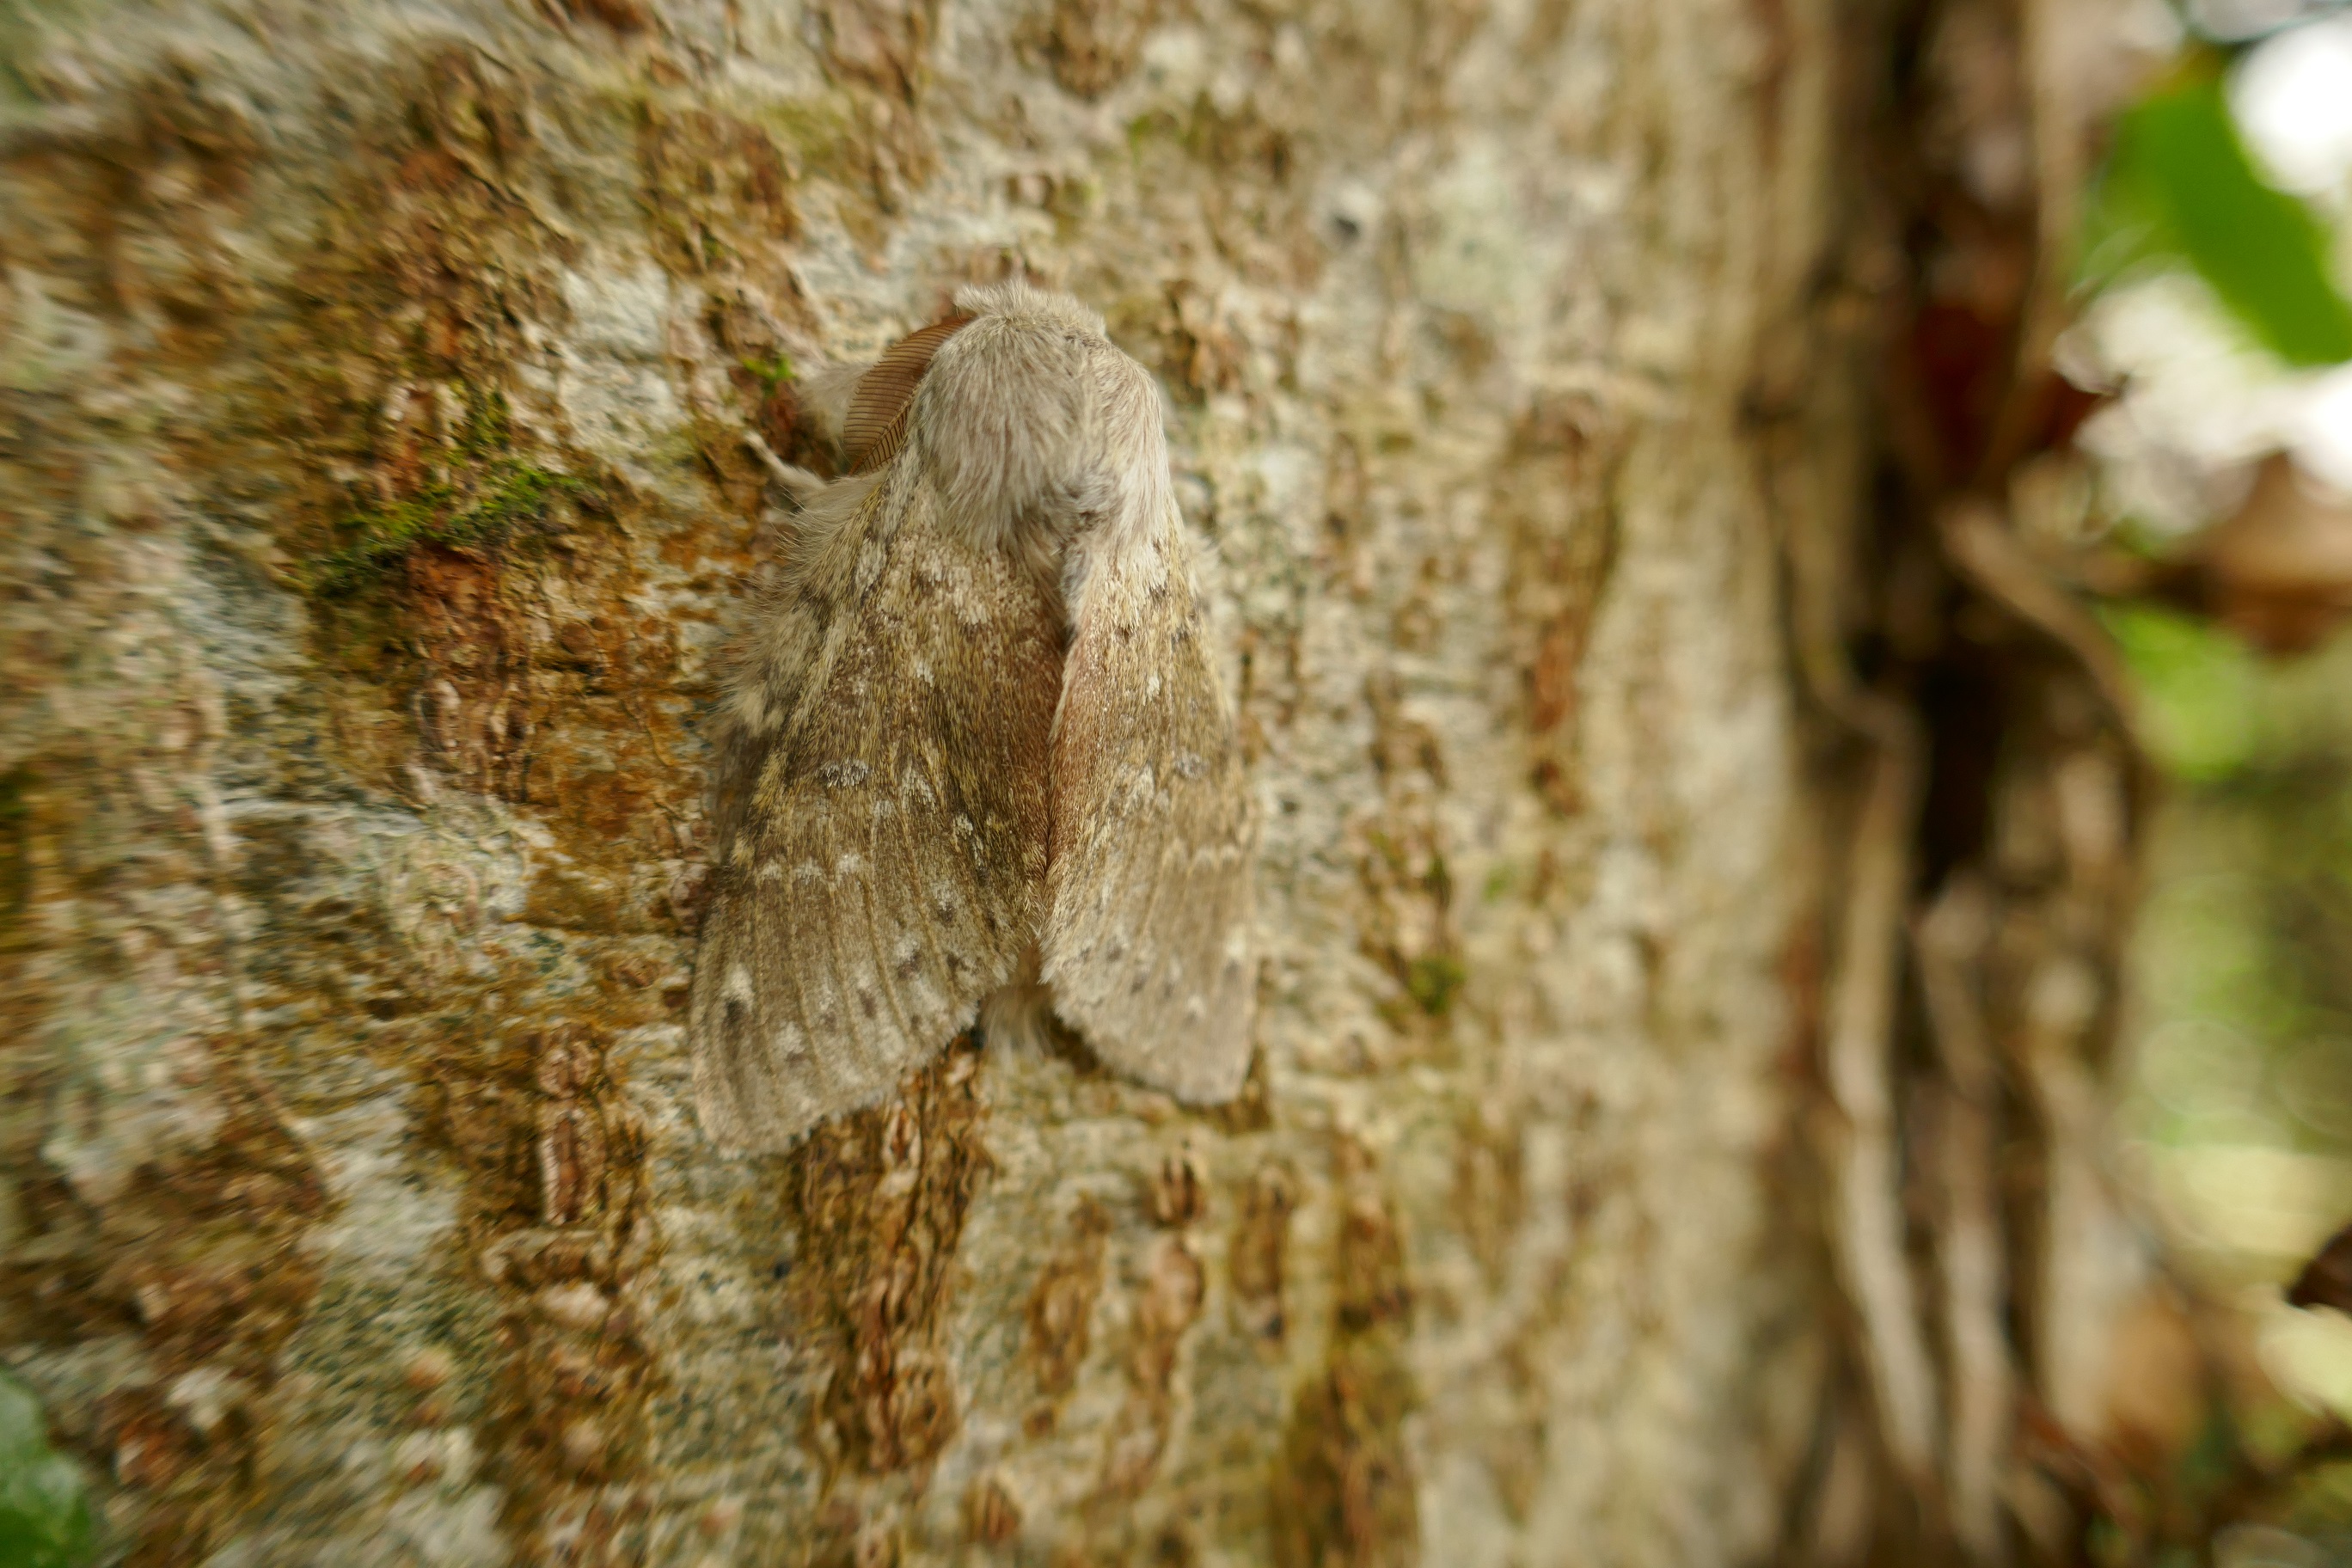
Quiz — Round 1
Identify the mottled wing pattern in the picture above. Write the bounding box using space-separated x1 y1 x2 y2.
691 470 1062 1149
1043 473 1257 1102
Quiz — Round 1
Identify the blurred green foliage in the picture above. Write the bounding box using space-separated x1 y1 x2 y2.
2091 28 2352 1540
2118 609 2352 1159
2112 609 2352 1555
2105 604 2263 781
0 1368 90 1568
2085 54 2352 367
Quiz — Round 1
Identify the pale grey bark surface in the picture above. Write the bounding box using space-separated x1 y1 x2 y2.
0 0 1920 1561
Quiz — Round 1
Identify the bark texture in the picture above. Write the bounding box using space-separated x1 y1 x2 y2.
0 0 2153 1562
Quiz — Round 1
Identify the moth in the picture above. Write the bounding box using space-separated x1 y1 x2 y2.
691 283 1258 1151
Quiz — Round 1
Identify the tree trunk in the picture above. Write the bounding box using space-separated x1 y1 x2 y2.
0 0 2153 1563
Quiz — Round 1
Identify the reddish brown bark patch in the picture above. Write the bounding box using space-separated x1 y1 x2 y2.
1451 1104 1524 1289
1353 673 1462 1052
1024 1196 1112 1428
1271 1138 1419 1568
781 1036 991 1475
1028 0 1161 99
965 1473 1024 1544
0 777 328 1568
419 1017 656 1556
1495 392 1624 817
1228 1161 1295 1346
637 106 801 279
1096 1235 1205 1498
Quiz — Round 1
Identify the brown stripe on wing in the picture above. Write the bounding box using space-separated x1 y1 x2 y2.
842 315 974 474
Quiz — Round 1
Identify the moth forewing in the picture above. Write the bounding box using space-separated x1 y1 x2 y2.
1039 355 1258 1102
690 457 1061 1152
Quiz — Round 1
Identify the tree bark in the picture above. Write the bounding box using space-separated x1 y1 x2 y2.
0 0 2154 1563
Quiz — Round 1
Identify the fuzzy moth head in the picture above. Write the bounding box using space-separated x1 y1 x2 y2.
910 285 1110 553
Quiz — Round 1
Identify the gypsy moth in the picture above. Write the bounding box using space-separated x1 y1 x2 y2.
691 283 1257 1150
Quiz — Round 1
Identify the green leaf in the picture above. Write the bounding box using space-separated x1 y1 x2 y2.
2103 602 2263 781
2085 57 2352 367
0 1369 92 1568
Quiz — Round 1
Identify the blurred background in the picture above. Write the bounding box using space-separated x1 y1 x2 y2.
17 0 2352 1560
2048 3 2352 1556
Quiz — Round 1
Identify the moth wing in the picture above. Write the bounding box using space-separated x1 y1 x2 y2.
1042 401 1256 1100
691 470 1061 1149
